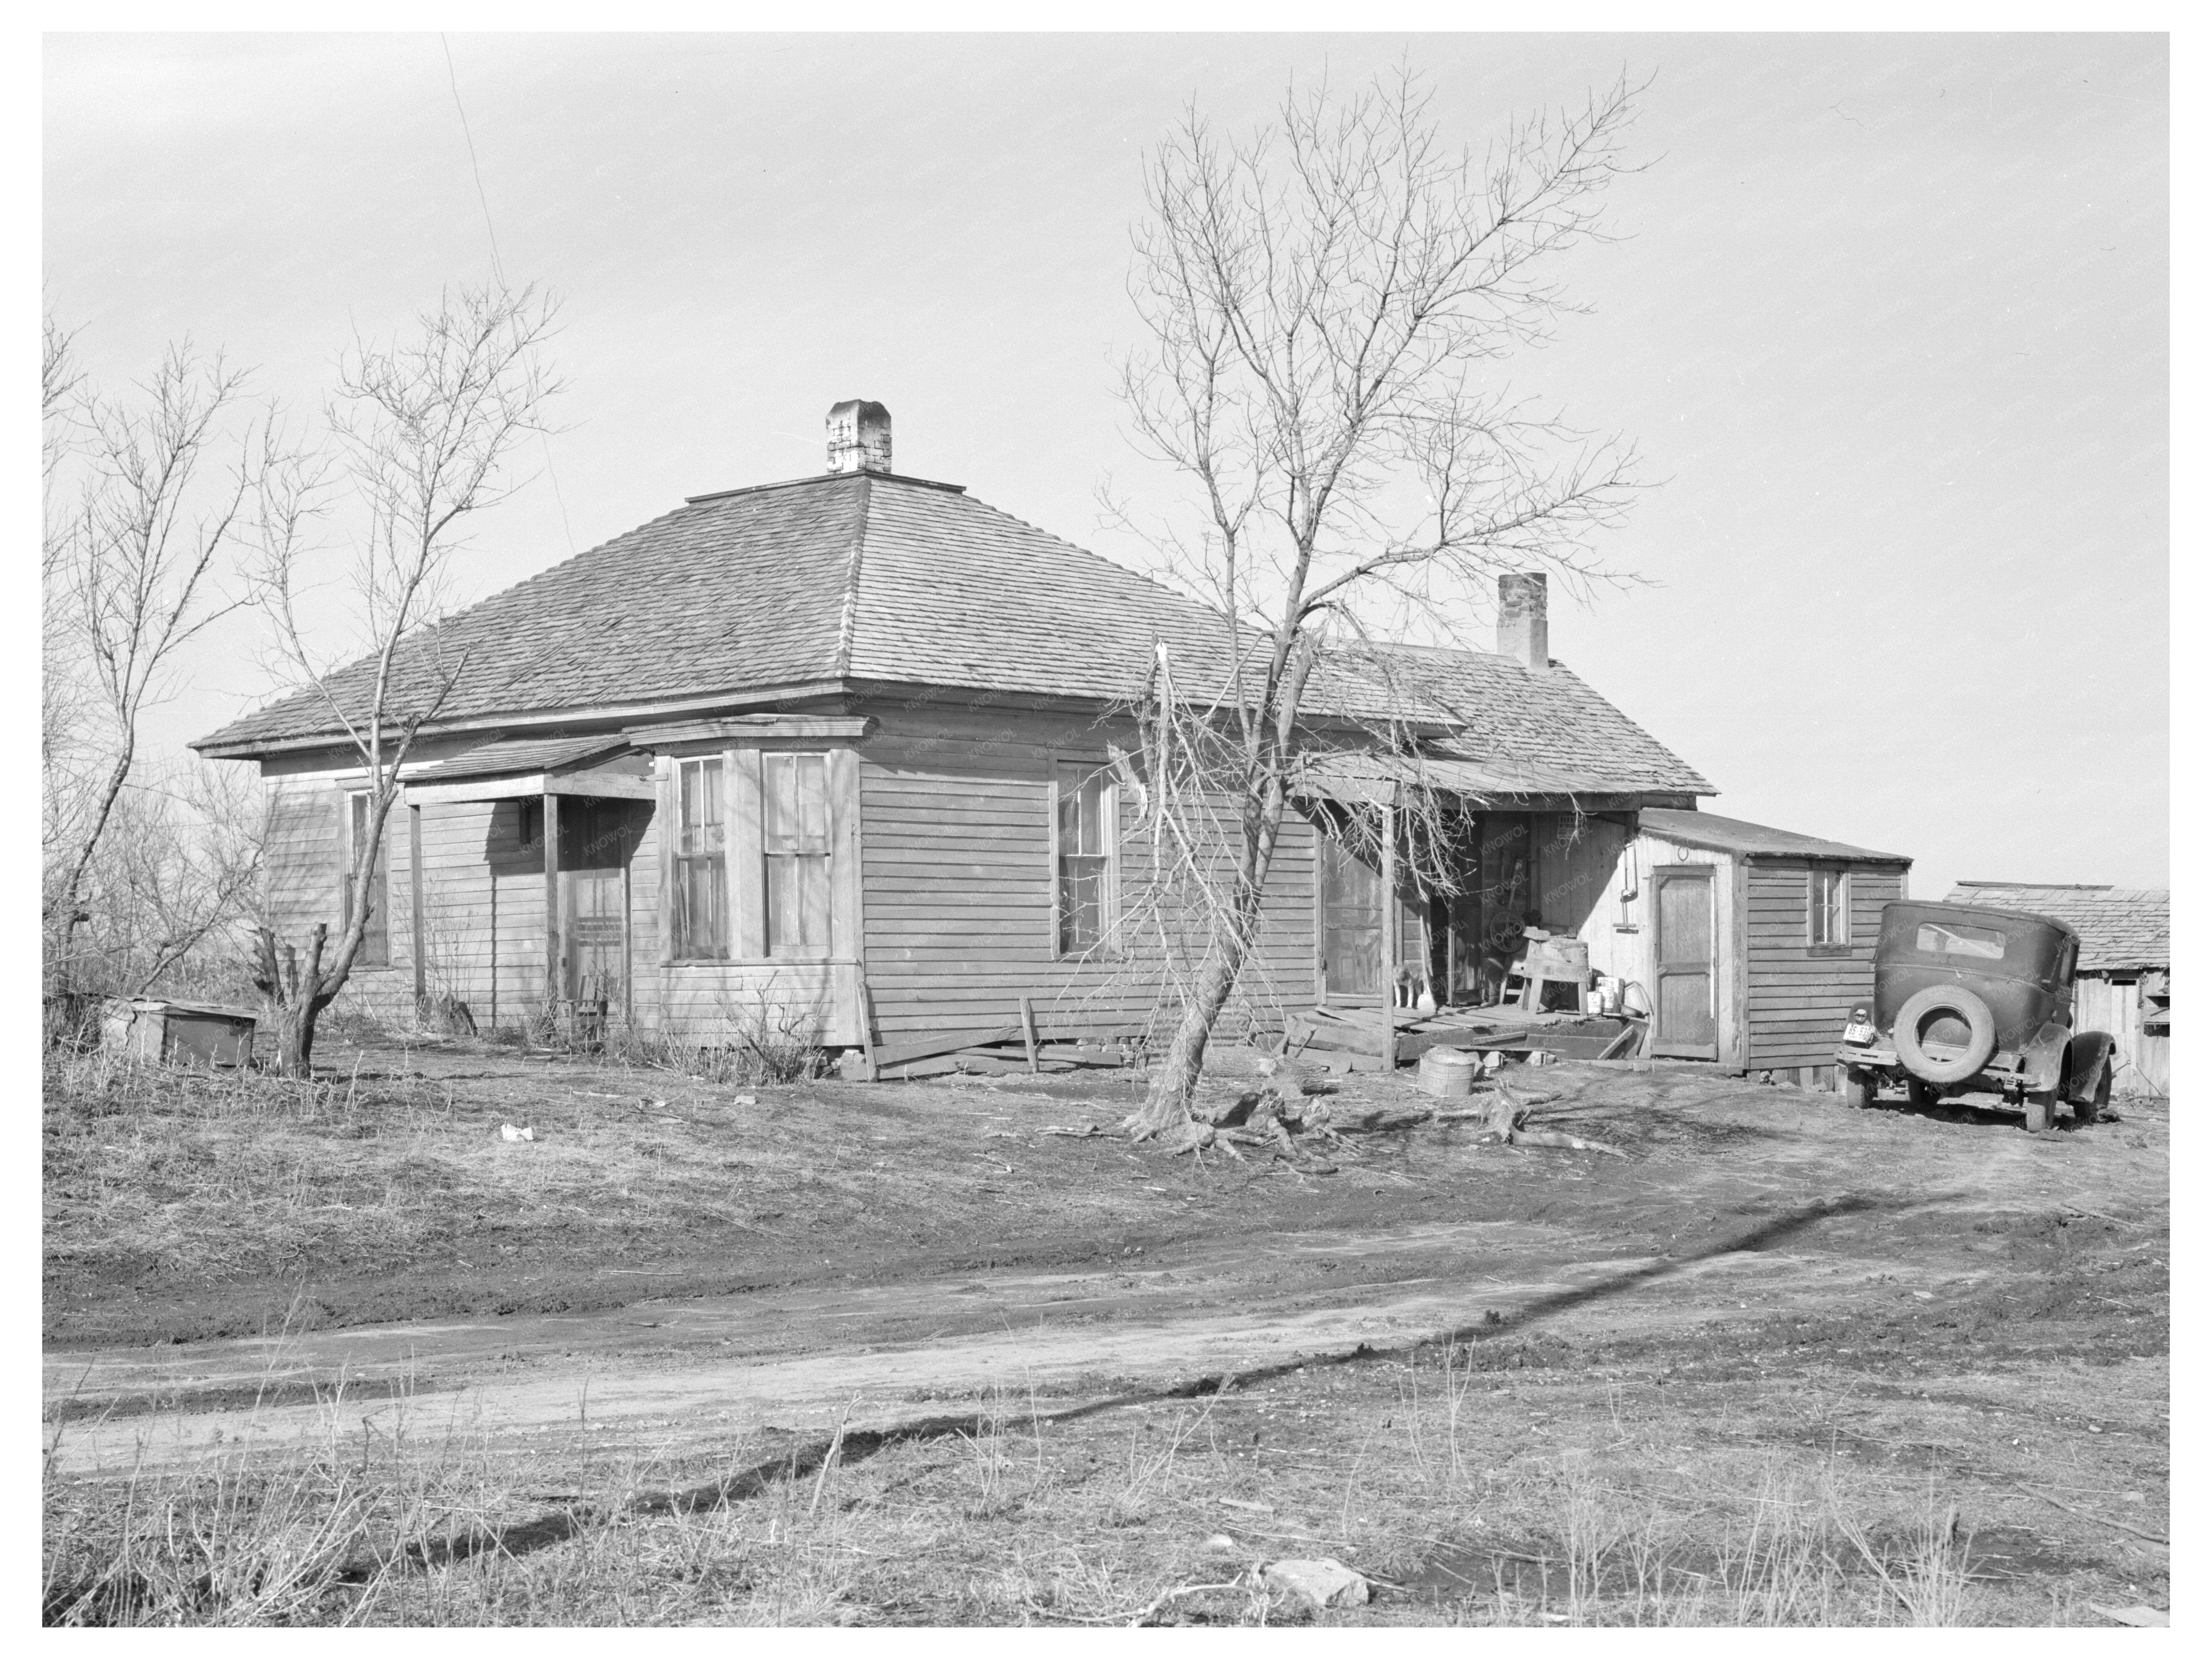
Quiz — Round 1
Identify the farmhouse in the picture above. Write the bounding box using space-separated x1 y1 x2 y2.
1944 883 2170 1096
196 402 1891 1074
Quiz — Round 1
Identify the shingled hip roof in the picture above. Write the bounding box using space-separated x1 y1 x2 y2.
1945 883 2169 971
194 470 1709 800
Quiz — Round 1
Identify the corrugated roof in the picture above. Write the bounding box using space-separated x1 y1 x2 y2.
1639 807 1911 865
1944 883 2169 970
193 470 1708 802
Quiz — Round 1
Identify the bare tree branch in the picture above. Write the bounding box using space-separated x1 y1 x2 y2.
247 282 563 1074
1109 68 1649 1137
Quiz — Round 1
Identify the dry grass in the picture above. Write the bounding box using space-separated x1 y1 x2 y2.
45 1331 2157 1627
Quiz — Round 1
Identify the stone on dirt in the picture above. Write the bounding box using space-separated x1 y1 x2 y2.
1260 1557 1371 1611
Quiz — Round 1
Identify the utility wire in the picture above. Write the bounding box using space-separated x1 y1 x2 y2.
441 34 505 287
440 34 578 558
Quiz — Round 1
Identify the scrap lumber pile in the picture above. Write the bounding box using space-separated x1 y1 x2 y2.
1160 1066 1628 1167
1283 1003 1647 1071
846 997 1145 1082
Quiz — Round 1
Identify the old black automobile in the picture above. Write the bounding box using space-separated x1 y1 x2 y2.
1836 900 2115 1132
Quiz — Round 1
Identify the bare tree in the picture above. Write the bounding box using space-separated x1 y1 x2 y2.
43 340 263 998
1109 70 1646 1142
62 757 267 999
251 284 561 1076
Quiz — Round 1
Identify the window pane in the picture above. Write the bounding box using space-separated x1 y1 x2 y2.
681 757 724 844
678 855 726 958
794 754 828 844
1060 854 1105 953
763 754 793 848
1916 921 2005 959
767 853 831 954
764 754 830 852
1080 773 1105 856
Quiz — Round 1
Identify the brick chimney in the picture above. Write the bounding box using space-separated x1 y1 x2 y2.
826 399 892 475
1497 573 1549 669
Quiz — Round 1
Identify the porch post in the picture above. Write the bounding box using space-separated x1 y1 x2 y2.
543 791 561 1012
409 803 426 1008
1380 786 1399 1069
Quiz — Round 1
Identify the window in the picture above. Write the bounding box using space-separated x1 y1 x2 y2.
1056 766 1113 956
763 752 832 956
1809 867 1849 948
343 791 390 967
672 757 728 960
1915 920 2006 960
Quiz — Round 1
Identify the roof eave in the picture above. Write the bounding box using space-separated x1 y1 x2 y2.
192 678 859 761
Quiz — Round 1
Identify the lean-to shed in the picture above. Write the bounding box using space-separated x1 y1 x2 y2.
1567 807 1913 1086
1944 883 2169 1096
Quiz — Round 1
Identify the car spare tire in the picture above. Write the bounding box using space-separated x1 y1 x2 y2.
1892 985 1998 1086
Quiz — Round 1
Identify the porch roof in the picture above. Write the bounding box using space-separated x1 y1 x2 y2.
406 734 634 782
400 734 654 804
1296 750 1680 807
1638 807 1912 865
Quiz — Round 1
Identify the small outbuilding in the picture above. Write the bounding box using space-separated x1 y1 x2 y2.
1944 883 2169 1096
1571 807 1913 1087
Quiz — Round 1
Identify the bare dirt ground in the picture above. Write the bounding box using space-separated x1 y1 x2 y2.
42 1037 2170 1625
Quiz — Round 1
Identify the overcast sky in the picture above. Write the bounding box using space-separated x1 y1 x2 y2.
43 31 2168 900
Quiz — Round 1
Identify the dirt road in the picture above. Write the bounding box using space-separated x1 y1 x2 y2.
45 1057 2167 1480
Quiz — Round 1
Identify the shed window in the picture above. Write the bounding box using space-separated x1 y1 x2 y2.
763 753 832 956
672 757 728 960
1809 867 1849 947
343 790 390 967
1056 765 1113 956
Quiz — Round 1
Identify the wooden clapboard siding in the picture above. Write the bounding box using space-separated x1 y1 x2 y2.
2075 974 2169 1096
262 777 341 945
414 800 500 1012
656 961 859 1045
261 774 418 1021
855 707 1318 1042
1743 860 1902 1069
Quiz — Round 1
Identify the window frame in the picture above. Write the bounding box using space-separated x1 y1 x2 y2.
1807 863 1851 953
342 788 391 968
1050 758 1118 960
669 754 730 962
762 750 834 961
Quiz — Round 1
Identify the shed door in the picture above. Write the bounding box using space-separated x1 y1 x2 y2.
1318 834 1385 1001
1652 866 1718 1059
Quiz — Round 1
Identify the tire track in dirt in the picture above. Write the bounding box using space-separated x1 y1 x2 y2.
45 1193 1951 1475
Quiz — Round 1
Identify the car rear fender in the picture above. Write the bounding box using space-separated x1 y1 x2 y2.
2063 1031 2118 1102
2018 1021 2073 1092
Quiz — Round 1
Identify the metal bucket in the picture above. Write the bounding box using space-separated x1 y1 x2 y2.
1417 1046 1483 1099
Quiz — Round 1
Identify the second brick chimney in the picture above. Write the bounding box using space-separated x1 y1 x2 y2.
826 400 892 475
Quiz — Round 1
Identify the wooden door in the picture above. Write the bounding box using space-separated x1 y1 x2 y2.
1318 833 1385 1001
560 800 633 1012
1652 865 1717 1059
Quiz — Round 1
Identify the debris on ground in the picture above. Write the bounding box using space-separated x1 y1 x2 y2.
1260 1557 1372 1611
2087 1604 2169 1627
498 1123 535 1142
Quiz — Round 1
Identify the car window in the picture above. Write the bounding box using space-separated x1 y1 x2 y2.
1915 920 2006 959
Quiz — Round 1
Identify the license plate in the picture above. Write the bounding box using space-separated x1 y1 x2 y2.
1841 1021 1876 1045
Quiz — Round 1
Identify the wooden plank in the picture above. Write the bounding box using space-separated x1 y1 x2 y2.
869 1024 1025 1069
1019 996 1040 1074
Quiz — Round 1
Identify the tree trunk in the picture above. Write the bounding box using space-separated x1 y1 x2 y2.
268 997 318 1078
253 922 334 1079
1127 928 1249 1139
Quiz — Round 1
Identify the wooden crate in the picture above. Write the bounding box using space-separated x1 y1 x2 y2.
101 999 257 1069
